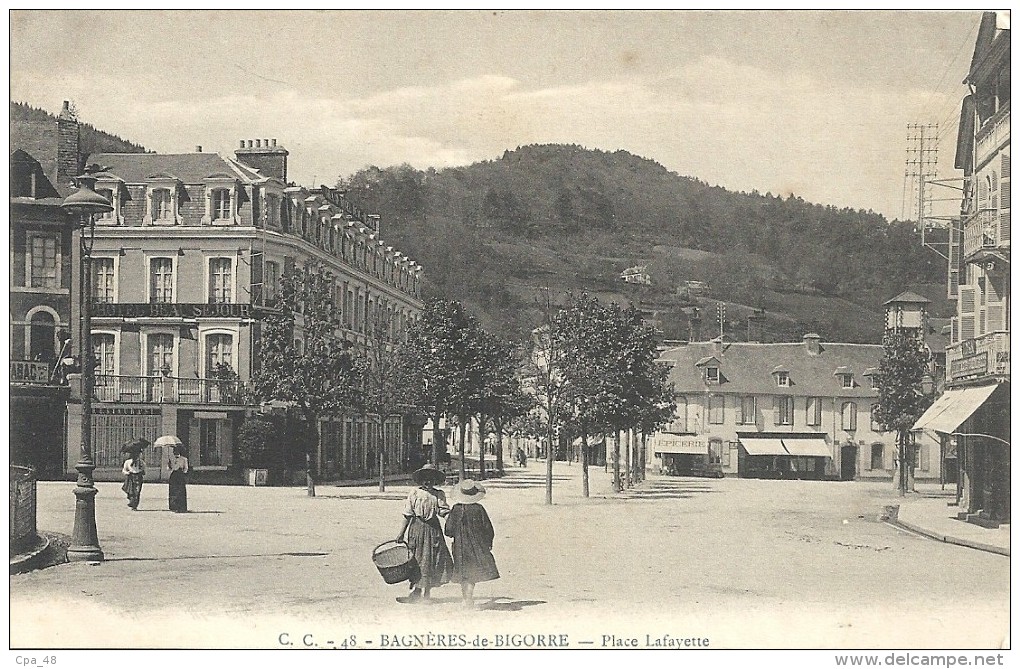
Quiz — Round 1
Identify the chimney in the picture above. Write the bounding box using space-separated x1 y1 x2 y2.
235 137 289 182
56 100 80 190
711 336 724 354
803 333 822 355
195 145 203 153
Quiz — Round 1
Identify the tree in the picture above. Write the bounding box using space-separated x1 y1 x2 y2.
873 331 933 496
249 264 366 497
522 290 566 505
473 330 527 479
363 310 414 492
402 299 479 471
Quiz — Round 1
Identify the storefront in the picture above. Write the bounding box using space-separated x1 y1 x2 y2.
652 435 709 475
737 433 831 480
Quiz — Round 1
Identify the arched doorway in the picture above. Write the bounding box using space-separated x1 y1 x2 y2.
29 310 57 362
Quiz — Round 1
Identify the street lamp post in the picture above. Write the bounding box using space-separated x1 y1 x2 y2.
61 174 112 563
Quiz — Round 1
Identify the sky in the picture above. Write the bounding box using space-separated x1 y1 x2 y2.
10 10 986 220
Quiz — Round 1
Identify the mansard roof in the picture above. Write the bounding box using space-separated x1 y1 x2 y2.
89 152 261 185
659 339 882 398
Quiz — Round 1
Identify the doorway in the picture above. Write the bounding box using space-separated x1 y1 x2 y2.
840 444 858 481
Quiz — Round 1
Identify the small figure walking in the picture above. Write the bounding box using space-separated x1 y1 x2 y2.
396 464 454 602
167 444 189 513
445 479 500 608
516 446 527 468
120 438 148 510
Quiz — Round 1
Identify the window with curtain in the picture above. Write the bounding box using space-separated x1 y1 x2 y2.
29 234 59 288
205 333 233 374
151 188 173 222
738 396 756 425
212 188 232 220
93 334 115 377
774 396 794 426
147 333 174 375
209 258 233 304
92 258 115 303
149 258 173 303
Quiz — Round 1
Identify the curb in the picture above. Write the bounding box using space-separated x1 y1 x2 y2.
886 518 1009 557
9 535 52 575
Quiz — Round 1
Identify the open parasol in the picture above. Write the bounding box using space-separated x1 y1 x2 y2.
154 435 183 449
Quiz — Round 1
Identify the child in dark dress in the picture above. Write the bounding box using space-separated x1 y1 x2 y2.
444 479 500 608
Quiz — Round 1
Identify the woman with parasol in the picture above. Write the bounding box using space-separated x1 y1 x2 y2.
395 464 454 602
120 438 148 510
157 435 188 513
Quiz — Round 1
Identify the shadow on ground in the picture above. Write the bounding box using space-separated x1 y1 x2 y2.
105 551 328 562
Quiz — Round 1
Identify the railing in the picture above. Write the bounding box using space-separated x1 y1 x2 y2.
94 375 248 405
976 103 1010 166
962 209 1008 259
945 331 1010 383
10 465 37 551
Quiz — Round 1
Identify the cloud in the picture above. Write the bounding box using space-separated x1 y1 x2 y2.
11 56 961 218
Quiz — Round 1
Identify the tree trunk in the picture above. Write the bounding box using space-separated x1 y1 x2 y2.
431 410 442 465
613 429 622 493
495 418 505 475
545 419 555 505
459 415 468 483
307 415 319 498
625 429 633 488
640 432 647 483
478 413 488 481
378 420 386 493
580 418 590 498
898 429 907 497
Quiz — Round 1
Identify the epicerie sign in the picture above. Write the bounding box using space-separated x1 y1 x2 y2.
93 303 263 319
10 360 50 384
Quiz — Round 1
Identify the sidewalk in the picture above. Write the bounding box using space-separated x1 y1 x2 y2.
888 487 1010 556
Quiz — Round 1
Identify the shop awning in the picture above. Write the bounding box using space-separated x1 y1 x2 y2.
740 437 788 456
913 385 999 435
782 437 831 458
653 437 707 455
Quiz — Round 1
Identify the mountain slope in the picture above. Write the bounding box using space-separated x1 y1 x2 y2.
340 144 951 344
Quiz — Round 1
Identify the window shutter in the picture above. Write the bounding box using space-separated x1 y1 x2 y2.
734 398 743 425
1001 181 1010 209
960 284 977 340
979 179 989 207
1000 210 1010 243
919 443 930 471
773 396 782 426
951 316 959 344
1003 154 1011 179
948 269 960 298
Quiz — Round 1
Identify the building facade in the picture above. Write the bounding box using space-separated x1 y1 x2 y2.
652 334 943 482
65 139 424 483
918 12 1010 525
9 102 80 477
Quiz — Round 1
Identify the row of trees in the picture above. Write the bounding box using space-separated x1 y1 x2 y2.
527 292 676 502
247 263 677 504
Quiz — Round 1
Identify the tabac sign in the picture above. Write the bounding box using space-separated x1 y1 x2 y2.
93 303 274 319
10 360 51 385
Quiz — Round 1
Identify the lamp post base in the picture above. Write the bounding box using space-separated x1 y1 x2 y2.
67 463 104 563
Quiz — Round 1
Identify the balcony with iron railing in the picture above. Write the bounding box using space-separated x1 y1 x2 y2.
94 375 249 405
962 208 1010 260
945 331 1010 385
975 101 1010 167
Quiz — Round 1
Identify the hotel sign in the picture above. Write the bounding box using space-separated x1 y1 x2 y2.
93 303 274 319
950 352 988 380
10 360 50 384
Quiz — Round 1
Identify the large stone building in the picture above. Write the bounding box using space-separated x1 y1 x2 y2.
8 102 80 477
915 11 1010 525
652 333 943 482
64 138 424 483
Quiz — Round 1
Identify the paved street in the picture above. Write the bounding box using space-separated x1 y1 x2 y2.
10 463 1009 649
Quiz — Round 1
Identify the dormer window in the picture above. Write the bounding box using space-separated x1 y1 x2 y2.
834 367 854 388
97 187 117 222
151 188 173 221
94 176 125 225
212 189 232 220
705 366 719 383
776 372 790 387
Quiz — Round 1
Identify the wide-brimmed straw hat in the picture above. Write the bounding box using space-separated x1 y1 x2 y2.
412 464 446 486
120 437 150 455
454 479 486 503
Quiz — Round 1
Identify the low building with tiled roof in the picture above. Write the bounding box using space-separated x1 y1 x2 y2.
650 334 943 482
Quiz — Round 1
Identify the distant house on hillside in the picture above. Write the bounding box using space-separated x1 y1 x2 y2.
678 280 710 300
620 265 651 285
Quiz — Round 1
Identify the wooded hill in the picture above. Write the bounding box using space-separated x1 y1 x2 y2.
339 144 952 345
11 101 149 159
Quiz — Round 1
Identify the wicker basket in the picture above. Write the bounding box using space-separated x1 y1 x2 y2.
372 540 420 585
